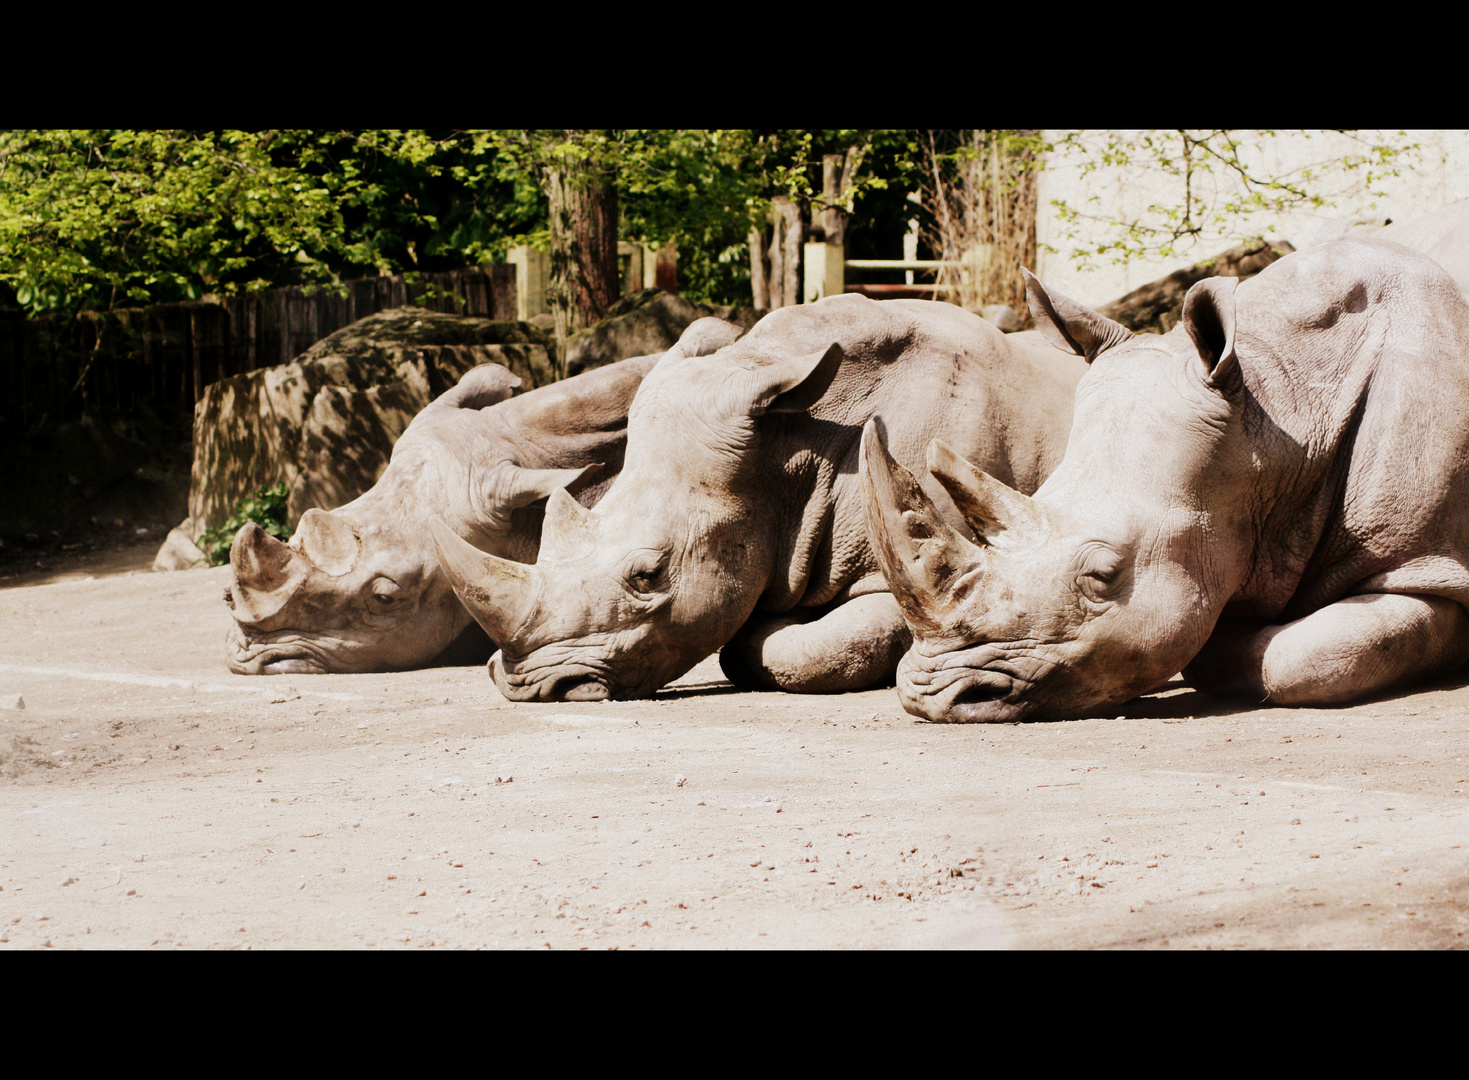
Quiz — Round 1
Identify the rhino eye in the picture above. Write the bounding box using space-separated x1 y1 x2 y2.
628 568 665 596
369 579 404 608
1077 570 1115 603
622 551 669 599
1074 545 1123 604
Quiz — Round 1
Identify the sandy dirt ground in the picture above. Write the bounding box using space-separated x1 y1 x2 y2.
2 554 1467 950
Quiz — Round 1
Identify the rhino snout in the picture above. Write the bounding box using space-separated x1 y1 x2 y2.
490 652 616 702
896 648 1038 723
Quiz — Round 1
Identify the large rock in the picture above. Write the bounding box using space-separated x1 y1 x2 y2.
563 289 761 377
1098 238 1295 334
167 307 556 553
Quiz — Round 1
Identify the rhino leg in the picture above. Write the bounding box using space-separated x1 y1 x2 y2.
720 592 912 694
1185 593 1469 706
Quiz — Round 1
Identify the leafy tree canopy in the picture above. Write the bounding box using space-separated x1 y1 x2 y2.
0 129 541 315
0 129 1420 318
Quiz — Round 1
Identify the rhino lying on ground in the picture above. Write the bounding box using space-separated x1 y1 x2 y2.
432 293 1087 700
863 239 1469 721
224 318 745 674
1314 200 1469 293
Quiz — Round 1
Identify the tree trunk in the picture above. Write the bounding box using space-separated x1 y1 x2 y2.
751 196 807 311
767 199 787 310
748 228 769 311
545 158 619 375
816 146 865 246
779 197 802 308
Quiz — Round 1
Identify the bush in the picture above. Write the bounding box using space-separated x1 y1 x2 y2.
198 482 291 567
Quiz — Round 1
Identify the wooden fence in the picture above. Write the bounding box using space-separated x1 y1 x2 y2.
0 264 517 437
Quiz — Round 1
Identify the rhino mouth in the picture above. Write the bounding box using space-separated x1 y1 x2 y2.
896 643 1053 723
487 634 687 701
490 649 622 702
227 623 338 676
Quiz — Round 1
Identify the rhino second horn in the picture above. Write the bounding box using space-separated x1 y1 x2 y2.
429 516 538 646
229 522 309 623
926 440 1049 549
295 508 361 577
859 420 981 634
535 486 599 562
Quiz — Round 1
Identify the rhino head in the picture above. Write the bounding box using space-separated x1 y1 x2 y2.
863 270 1254 721
225 364 594 674
432 338 845 701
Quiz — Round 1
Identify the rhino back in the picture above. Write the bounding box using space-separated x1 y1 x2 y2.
479 352 660 474
1377 201 1469 294
736 295 1086 608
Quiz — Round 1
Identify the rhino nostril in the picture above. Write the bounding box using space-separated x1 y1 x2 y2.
554 675 610 702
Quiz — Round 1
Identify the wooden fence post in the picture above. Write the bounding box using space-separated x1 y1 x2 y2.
507 245 550 321
803 242 844 304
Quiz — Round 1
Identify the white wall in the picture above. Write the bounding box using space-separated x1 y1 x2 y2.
1032 130 1469 309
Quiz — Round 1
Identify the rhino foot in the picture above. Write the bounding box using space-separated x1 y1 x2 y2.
721 593 911 694
1186 593 1469 706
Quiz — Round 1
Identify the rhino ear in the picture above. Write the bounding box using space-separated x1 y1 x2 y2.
751 342 844 415
434 364 522 411
1182 277 1239 389
476 462 602 532
1023 268 1134 363
671 316 744 359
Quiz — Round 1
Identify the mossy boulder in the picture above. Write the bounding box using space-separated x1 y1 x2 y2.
175 307 554 551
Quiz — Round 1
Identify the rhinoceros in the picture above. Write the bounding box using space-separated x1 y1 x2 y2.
431 293 1088 701
862 238 1469 721
1312 200 1469 294
224 318 745 674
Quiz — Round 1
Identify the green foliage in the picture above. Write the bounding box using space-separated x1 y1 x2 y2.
198 482 291 567
0 130 542 317
1045 129 1421 268
1 128 1418 319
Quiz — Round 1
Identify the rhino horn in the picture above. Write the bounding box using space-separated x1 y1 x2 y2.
1022 268 1134 362
229 521 310 623
860 421 982 633
537 487 598 561
430 516 539 646
294 508 361 577
926 440 1049 550
669 316 744 359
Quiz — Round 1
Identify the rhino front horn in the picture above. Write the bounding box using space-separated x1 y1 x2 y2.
230 521 309 624
859 420 982 634
429 516 539 647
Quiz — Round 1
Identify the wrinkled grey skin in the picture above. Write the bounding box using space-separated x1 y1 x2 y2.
864 239 1469 721
433 294 1086 701
224 318 743 674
